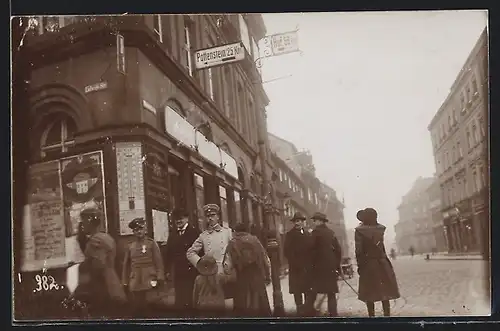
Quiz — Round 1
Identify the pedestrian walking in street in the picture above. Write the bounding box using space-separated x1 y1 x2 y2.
186 204 235 310
122 217 165 316
162 207 200 315
72 208 127 318
310 212 342 317
284 212 315 316
225 222 272 317
355 208 400 317
192 255 233 317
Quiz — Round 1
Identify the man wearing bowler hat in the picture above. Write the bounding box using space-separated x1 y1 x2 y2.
163 207 200 313
122 217 165 314
283 211 314 315
310 211 342 317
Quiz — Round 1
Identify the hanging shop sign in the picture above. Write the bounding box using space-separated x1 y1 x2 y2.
195 41 245 70
115 142 147 236
259 30 300 58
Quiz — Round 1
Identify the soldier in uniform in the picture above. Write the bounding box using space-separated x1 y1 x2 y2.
122 217 165 314
186 204 234 309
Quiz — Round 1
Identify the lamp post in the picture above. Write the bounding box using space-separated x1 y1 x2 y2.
257 139 285 316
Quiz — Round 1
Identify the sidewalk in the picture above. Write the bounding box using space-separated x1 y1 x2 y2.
398 253 484 261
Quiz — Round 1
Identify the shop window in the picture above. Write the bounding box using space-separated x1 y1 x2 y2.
234 190 242 224
472 124 478 146
237 166 245 186
472 75 479 98
194 173 205 231
183 17 194 76
238 14 251 57
219 186 228 228
40 113 77 159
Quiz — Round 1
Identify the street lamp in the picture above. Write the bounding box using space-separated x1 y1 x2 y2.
257 139 285 316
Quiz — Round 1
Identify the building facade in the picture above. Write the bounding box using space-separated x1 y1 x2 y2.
394 177 437 255
427 28 489 255
426 176 447 252
268 133 348 269
19 14 281 302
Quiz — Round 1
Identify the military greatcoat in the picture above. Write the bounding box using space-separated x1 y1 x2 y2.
122 237 165 292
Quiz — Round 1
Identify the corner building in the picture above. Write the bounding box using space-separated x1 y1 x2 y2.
427 28 489 255
20 14 276 301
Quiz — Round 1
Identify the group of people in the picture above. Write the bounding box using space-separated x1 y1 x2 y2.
70 202 400 319
71 203 272 318
283 208 400 317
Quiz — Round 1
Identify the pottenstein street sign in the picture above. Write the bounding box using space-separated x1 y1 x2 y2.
194 42 245 70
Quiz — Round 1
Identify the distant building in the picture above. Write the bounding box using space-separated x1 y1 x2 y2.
394 177 437 255
268 133 348 267
427 28 488 255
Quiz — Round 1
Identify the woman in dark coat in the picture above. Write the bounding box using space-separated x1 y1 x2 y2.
284 212 314 315
72 208 127 318
355 208 400 317
224 222 272 317
310 212 342 317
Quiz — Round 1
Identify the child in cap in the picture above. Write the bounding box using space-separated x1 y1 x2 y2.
192 255 232 317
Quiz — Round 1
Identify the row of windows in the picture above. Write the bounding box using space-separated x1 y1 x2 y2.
440 165 487 208
34 15 262 150
432 68 484 149
435 113 486 175
277 167 320 207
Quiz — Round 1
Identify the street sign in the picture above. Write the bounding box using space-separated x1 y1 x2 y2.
194 42 245 70
260 30 299 58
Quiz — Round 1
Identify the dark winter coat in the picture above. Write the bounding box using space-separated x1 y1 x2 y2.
163 224 200 309
284 227 313 294
225 232 272 316
310 223 342 294
355 223 400 302
122 237 165 292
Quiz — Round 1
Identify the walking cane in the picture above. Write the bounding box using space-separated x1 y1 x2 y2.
336 270 359 296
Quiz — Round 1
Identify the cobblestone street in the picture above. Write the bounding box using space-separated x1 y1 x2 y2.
268 257 490 317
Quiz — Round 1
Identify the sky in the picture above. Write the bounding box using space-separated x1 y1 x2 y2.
260 10 487 244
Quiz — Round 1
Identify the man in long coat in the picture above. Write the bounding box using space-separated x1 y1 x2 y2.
310 212 342 317
186 204 234 309
283 212 314 315
163 207 200 314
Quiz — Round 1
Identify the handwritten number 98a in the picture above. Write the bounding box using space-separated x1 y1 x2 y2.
34 275 59 292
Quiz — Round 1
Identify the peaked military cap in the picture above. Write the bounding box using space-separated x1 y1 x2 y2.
203 203 220 215
128 217 146 230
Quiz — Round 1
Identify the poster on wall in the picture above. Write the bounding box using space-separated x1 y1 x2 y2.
152 209 169 242
116 142 146 235
22 161 66 271
60 151 107 264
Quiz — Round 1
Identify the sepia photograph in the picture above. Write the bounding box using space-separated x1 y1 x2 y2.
11 10 490 321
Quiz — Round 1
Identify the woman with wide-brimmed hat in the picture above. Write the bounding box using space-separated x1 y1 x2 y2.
355 208 400 317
